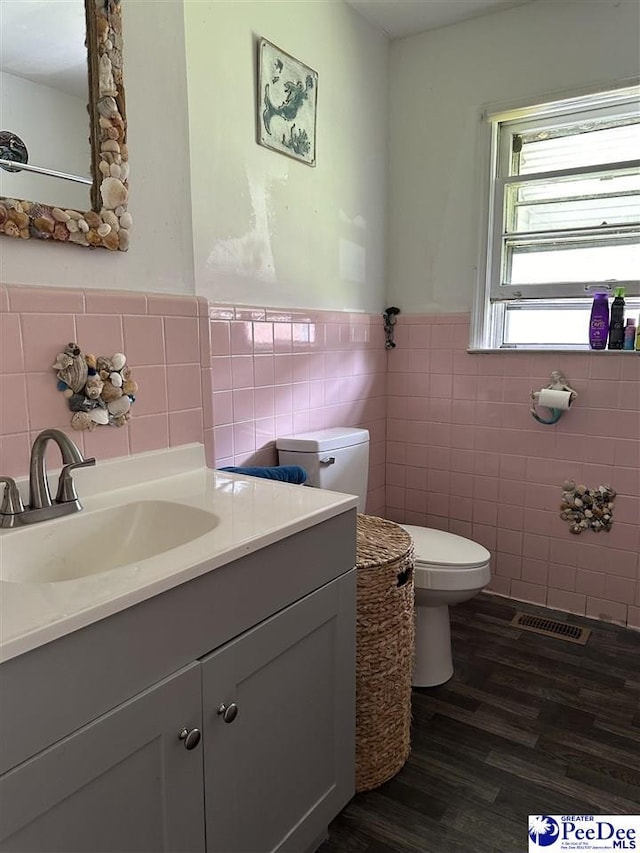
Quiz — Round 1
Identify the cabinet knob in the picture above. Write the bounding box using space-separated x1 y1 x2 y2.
178 727 201 750
217 702 238 724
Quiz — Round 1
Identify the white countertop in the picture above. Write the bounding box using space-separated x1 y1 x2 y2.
0 445 357 662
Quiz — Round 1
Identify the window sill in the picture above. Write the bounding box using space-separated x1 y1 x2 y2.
467 348 640 354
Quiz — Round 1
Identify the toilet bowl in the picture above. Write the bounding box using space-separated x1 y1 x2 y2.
276 427 492 687
398 524 491 687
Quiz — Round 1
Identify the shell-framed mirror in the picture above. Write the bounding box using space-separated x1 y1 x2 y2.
0 0 130 251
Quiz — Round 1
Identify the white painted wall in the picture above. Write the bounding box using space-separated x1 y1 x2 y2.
387 0 640 314
184 0 389 313
0 0 195 295
0 72 89 210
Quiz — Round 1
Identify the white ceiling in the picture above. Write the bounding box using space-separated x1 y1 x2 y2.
344 0 535 39
0 0 88 99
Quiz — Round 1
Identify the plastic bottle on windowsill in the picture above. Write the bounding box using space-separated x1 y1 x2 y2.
623 318 636 350
607 287 626 350
588 292 609 350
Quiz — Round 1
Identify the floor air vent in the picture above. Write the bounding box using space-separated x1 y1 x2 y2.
511 612 591 645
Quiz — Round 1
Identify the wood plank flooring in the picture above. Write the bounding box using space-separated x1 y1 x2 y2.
318 593 640 853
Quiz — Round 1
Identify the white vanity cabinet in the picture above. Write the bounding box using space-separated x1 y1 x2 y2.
0 664 206 852
202 577 355 853
0 510 357 853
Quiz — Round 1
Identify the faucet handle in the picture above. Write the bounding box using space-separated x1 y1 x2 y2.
0 477 25 526
55 458 96 504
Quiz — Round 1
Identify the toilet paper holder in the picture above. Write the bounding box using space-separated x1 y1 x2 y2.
530 370 578 425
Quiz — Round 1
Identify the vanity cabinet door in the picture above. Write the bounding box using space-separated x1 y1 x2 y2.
201 570 356 853
0 662 205 853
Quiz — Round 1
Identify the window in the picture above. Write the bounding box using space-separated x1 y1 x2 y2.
473 84 640 349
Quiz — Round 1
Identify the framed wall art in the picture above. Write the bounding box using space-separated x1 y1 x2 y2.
257 38 318 167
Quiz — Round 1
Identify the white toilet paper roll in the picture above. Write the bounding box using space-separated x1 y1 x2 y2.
537 388 574 410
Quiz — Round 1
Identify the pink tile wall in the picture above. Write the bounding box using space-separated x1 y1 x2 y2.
0 284 386 517
386 314 640 629
206 305 388 516
0 284 208 477
3 283 636 629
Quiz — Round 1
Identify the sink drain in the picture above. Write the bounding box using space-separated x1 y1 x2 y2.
511 612 591 645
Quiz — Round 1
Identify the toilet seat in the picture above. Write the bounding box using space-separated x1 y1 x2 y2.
399 524 491 591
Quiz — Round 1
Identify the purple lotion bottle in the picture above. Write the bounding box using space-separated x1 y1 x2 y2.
589 293 609 350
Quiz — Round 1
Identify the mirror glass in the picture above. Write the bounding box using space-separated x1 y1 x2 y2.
0 0 130 252
0 0 91 210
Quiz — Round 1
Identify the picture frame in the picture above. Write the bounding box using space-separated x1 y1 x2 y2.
257 38 318 167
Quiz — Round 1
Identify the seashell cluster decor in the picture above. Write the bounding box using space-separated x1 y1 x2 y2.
52 343 139 431
0 0 130 251
560 480 616 534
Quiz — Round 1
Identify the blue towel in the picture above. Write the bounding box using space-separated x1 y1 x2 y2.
218 465 307 485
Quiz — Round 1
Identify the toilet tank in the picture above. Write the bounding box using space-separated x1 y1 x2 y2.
276 428 370 513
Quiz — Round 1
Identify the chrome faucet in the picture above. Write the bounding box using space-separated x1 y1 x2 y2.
0 477 25 528
0 429 96 528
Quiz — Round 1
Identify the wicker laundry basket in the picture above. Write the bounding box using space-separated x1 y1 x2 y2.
354 514 415 792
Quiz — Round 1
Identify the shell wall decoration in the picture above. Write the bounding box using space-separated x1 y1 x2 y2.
53 343 138 431
560 480 616 534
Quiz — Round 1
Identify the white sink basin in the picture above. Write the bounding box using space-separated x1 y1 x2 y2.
0 500 220 584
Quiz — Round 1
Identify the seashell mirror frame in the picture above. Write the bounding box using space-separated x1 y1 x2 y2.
0 0 130 252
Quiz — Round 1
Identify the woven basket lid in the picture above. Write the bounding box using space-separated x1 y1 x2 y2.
356 514 413 569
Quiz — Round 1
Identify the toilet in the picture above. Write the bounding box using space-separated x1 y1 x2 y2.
276 427 491 687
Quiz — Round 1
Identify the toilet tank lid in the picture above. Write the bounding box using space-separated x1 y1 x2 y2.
276 427 370 452
399 524 491 568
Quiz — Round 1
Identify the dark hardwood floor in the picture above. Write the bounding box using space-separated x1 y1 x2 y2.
319 593 640 853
